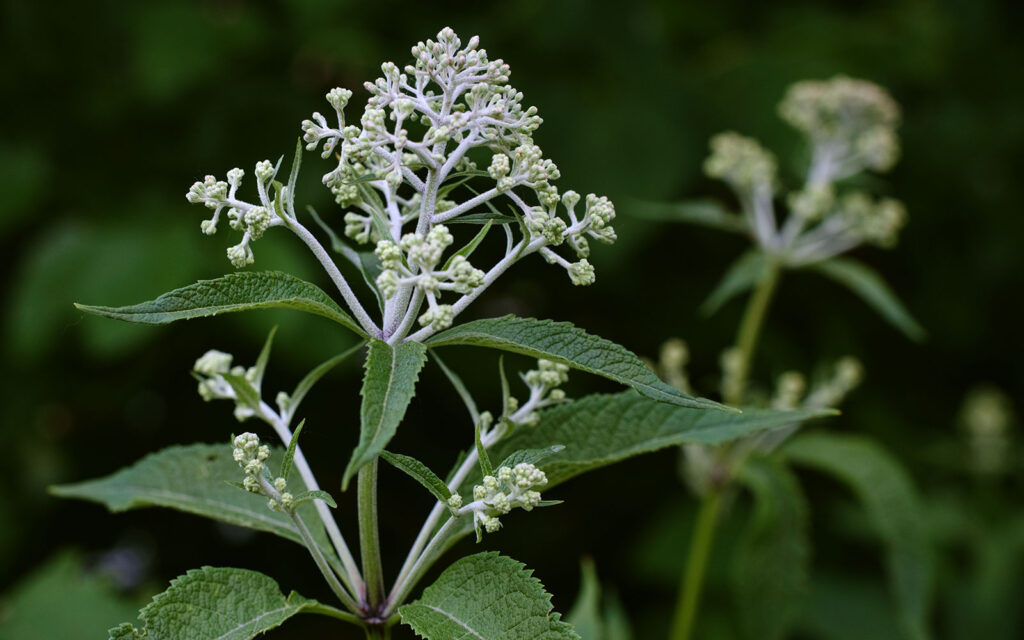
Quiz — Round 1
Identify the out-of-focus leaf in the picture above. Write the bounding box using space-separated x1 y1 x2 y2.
808 257 925 341
732 456 810 640
627 198 746 232
783 433 932 640
701 250 769 316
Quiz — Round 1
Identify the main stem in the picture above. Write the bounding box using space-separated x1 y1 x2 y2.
668 490 722 640
669 256 782 640
358 459 385 612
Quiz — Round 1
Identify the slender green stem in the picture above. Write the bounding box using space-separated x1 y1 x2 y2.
364 626 391 640
668 490 722 640
290 510 360 612
725 257 782 406
669 257 783 640
385 515 461 616
302 602 363 626
358 459 385 610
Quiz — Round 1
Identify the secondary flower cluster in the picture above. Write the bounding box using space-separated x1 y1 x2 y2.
703 76 906 266
193 349 263 421
232 432 293 512
460 462 548 536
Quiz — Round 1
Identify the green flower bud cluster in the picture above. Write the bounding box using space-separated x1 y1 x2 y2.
655 338 693 395
504 359 571 427
771 371 807 411
701 76 907 266
958 386 1015 476
779 75 900 173
804 357 864 409
232 433 294 513
467 462 548 536
185 159 285 268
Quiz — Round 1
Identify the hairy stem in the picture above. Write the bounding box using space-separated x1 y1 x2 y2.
385 515 462 616
290 506 360 612
358 459 386 611
668 490 722 640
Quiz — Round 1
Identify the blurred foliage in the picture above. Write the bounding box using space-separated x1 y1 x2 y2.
0 0 1021 638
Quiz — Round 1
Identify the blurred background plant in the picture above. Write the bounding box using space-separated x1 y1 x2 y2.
0 1 1021 639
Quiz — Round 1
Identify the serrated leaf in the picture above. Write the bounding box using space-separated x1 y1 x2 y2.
732 456 810 640
431 351 480 425
381 450 452 505
782 433 932 640
701 250 768 316
281 419 306 482
399 552 579 640
286 342 364 421
342 339 429 489
74 271 366 337
50 444 334 558
478 393 833 490
807 257 925 341
108 566 331 640
426 316 728 411
628 198 746 232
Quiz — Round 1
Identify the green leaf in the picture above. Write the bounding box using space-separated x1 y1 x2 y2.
431 351 480 425
108 566 338 640
481 393 834 490
221 372 260 410
51 444 334 558
426 316 728 411
286 138 302 213
628 198 746 232
286 342 364 420
342 339 429 489
442 219 492 270
446 211 518 225
399 552 579 640
701 250 768 316
476 421 493 478
0 551 142 640
290 490 337 509
732 456 810 640
74 271 366 337
566 558 602 640
380 450 452 505
252 325 277 387
281 419 305 482
782 433 932 640
807 257 925 341
497 445 566 470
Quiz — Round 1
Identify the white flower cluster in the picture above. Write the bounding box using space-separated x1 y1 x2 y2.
373 224 486 331
704 76 907 266
193 349 264 421
185 161 285 268
232 433 293 512
464 462 548 535
770 357 863 411
503 359 570 427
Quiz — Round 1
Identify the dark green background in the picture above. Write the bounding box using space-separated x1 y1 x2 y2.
1 1 1021 638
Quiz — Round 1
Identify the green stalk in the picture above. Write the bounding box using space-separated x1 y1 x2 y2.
358 458 385 611
669 256 783 640
725 257 781 406
668 491 722 640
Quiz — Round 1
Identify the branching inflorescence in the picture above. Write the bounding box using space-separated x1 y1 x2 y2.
705 76 905 266
186 27 616 344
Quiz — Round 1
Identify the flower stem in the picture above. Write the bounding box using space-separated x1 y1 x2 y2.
725 257 782 406
668 490 722 640
358 459 385 610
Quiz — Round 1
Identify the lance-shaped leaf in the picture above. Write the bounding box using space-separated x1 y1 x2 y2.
701 250 769 316
479 393 834 490
284 342 364 423
108 567 349 640
381 450 452 505
50 444 334 560
426 316 728 411
628 198 747 233
782 433 932 640
342 339 428 489
807 257 925 342
399 552 579 640
732 456 810 640
74 271 366 337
